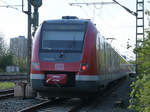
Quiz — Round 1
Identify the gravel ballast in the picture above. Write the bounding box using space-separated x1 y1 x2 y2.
0 98 43 112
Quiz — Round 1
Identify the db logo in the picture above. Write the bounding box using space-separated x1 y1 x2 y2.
46 74 67 84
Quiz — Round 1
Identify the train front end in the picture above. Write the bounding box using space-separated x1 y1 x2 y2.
31 17 98 97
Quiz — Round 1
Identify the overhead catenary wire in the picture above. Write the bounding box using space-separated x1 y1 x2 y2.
0 0 22 12
0 0 27 12
82 0 95 21
69 0 112 22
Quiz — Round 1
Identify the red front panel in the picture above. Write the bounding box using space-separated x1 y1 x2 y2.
79 22 98 75
39 62 80 72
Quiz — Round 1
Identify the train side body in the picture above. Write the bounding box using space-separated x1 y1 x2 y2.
30 17 131 98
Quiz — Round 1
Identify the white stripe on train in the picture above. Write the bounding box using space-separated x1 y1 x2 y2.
30 74 99 81
30 73 128 81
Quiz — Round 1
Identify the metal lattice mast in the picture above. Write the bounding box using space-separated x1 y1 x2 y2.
136 0 144 74
136 0 144 41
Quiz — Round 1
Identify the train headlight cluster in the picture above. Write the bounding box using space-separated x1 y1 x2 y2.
80 63 89 72
32 62 40 71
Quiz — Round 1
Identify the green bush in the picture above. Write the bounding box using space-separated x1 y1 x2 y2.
0 53 13 70
129 75 150 112
129 10 150 112
0 69 4 72
13 57 28 72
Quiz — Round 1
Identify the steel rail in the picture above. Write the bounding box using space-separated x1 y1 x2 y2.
18 100 52 112
0 89 14 94
18 98 63 112
0 89 14 99
0 74 27 81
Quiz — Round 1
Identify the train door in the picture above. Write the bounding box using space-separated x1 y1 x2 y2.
96 33 101 74
97 34 105 82
102 36 106 81
109 45 112 80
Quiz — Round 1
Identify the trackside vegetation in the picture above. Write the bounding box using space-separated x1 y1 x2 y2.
129 10 150 112
0 82 15 89
0 37 27 73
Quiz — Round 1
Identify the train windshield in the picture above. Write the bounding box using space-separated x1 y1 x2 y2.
40 23 86 52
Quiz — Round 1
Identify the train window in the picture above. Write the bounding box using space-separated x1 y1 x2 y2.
40 23 87 52
42 31 84 41
41 30 85 52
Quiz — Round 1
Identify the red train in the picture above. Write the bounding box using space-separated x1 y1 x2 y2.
31 16 131 98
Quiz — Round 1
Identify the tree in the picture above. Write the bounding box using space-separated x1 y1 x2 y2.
0 36 13 72
129 10 150 112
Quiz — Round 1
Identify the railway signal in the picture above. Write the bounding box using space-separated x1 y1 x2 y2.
22 0 42 82
30 0 42 7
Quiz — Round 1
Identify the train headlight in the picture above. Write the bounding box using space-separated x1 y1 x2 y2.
80 63 89 72
32 62 40 71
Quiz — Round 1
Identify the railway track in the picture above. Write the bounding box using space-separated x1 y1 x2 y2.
0 89 14 99
0 74 27 81
17 96 96 112
17 78 128 112
18 98 64 112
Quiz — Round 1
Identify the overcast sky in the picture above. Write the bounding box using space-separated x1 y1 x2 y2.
0 0 149 60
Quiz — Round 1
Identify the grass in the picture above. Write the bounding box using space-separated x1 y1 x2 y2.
0 82 15 89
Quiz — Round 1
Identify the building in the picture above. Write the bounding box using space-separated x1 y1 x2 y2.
10 36 27 58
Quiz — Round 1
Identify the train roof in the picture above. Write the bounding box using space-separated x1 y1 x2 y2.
43 18 90 25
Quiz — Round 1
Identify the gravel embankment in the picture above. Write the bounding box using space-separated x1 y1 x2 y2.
0 98 43 112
